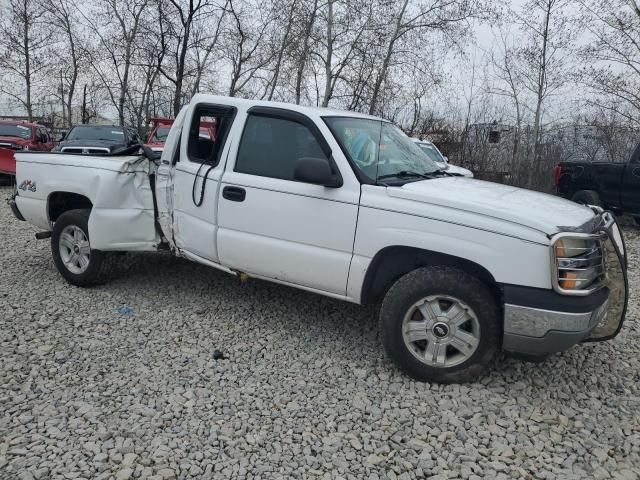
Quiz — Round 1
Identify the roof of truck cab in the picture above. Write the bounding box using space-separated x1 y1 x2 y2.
190 94 384 121
0 119 42 128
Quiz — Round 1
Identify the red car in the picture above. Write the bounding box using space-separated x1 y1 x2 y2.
145 117 217 153
0 120 56 175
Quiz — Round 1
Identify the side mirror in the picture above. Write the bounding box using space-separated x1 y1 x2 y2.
294 157 342 188
443 156 449 163
59 132 67 141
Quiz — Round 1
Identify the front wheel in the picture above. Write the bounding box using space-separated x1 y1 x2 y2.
379 266 500 383
51 209 111 287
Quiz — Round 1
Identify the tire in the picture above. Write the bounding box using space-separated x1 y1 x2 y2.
571 190 601 207
379 266 500 383
51 209 113 287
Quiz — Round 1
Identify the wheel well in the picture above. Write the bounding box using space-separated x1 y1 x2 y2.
360 246 501 305
48 192 93 222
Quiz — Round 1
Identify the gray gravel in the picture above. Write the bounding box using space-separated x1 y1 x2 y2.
1 185 639 480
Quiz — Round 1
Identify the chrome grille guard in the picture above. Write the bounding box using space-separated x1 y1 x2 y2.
585 210 629 342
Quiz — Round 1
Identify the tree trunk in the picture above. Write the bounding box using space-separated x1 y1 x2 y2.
23 0 33 120
369 0 408 115
267 0 297 101
295 0 317 104
531 0 552 187
321 0 334 107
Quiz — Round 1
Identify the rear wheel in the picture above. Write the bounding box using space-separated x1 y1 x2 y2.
51 209 112 286
379 266 500 383
571 190 601 207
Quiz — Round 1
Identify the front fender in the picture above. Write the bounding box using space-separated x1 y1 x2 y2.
346 207 552 303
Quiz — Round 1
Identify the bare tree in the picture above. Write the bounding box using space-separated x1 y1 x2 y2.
293 0 319 104
515 0 574 187
577 0 640 127
0 0 51 119
315 0 374 107
82 0 150 126
368 0 483 115
490 27 526 177
43 0 83 127
223 0 273 97
158 0 220 115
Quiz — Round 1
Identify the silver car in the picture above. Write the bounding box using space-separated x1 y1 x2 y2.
412 139 473 178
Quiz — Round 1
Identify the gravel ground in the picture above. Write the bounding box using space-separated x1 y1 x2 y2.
1 185 639 480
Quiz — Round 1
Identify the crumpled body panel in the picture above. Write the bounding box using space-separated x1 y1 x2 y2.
15 153 159 251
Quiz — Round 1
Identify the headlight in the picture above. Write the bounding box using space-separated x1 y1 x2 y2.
552 235 605 294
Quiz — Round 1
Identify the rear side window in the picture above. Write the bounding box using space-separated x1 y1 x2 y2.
235 114 328 181
187 105 233 164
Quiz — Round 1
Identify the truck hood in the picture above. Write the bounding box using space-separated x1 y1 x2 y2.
387 177 595 236
56 139 125 152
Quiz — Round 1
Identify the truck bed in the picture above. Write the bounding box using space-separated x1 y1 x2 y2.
14 152 160 251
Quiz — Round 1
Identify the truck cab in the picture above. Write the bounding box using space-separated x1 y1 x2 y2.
10 95 629 383
145 116 217 153
0 120 55 176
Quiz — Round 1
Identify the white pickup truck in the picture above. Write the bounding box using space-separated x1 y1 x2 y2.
10 95 629 383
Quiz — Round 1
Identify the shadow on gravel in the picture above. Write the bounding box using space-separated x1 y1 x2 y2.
98 243 639 389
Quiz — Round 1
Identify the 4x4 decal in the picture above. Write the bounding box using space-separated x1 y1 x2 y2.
18 180 36 192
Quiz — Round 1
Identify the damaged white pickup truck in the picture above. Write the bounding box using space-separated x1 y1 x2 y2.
10 95 629 383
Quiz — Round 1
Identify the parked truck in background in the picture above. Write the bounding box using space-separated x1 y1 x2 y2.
144 116 217 153
0 120 55 177
556 143 640 225
9 95 629 383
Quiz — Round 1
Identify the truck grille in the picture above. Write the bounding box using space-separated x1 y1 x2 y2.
0 142 21 150
60 147 111 155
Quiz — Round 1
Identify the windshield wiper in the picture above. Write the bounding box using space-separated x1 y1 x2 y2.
377 170 435 181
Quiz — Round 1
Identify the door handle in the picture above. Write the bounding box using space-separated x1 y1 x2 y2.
222 186 246 202
633 167 640 177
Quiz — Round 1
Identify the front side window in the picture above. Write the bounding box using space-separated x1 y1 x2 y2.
187 106 232 164
324 117 441 183
66 126 125 142
0 123 32 139
235 114 328 181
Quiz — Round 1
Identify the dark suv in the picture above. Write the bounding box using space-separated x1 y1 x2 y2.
54 125 141 155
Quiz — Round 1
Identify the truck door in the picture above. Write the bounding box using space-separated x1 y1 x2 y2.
216 108 360 296
155 103 236 262
621 144 640 214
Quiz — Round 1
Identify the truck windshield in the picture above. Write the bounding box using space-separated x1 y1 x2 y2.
154 126 172 142
324 117 441 183
415 143 446 166
0 124 32 139
66 126 126 142
154 126 209 142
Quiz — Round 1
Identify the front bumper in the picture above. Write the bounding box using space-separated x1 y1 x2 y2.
503 286 610 355
503 211 628 356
